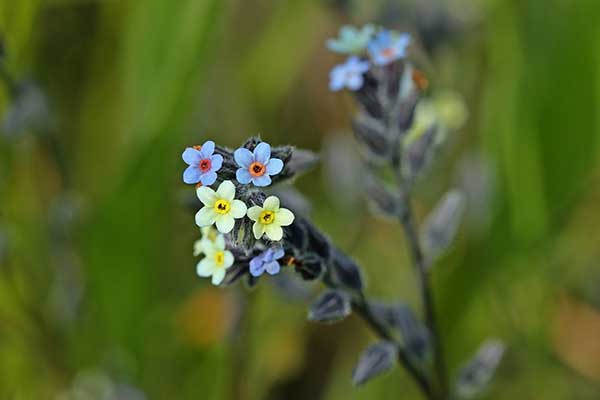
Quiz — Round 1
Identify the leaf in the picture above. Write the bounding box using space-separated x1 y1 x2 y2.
394 305 430 361
352 113 391 160
369 302 430 361
352 341 398 386
353 71 384 119
421 189 466 268
308 290 351 323
365 175 402 218
455 339 505 399
330 247 364 291
273 148 319 183
294 252 324 281
397 90 420 133
403 125 439 181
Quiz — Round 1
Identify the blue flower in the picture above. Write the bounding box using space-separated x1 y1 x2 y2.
182 140 223 185
234 142 284 187
249 247 285 277
327 24 375 54
367 31 411 66
329 56 370 92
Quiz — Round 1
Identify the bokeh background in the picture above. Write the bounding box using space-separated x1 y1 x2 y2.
1 0 600 398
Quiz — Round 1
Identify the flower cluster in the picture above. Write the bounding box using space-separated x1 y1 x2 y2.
327 25 411 92
182 139 296 285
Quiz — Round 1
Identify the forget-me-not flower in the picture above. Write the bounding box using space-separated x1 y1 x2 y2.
247 196 295 241
367 31 411 66
234 142 283 187
193 226 218 256
249 247 285 277
326 24 375 54
182 140 223 185
196 180 247 234
196 234 234 285
329 56 370 92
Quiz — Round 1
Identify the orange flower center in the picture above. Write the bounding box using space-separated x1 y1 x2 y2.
249 162 266 177
199 159 212 172
193 145 202 150
381 47 395 58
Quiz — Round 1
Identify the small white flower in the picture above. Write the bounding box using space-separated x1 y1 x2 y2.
196 235 234 285
247 196 295 241
193 226 218 256
195 180 247 234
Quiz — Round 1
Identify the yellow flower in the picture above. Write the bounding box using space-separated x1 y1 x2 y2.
195 180 247 234
247 196 295 241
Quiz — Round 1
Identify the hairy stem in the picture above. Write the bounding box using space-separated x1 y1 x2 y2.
398 195 447 397
392 159 448 399
391 148 448 398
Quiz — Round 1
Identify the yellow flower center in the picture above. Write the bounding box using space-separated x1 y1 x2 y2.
214 251 225 266
214 199 231 214
259 210 275 225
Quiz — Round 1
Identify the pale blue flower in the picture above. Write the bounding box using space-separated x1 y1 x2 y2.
329 56 370 92
249 247 285 277
368 31 411 66
182 140 223 185
327 24 375 54
234 142 284 187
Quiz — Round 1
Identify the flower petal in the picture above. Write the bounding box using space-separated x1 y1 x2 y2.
193 239 204 256
197 186 217 206
263 196 280 211
183 165 201 184
211 268 226 285
217 180 236 201
182 148 202 165
229 200 248 219
215 215 235 234
199 171 217 186
253 142 271 164
195 207 217 227
252 174 272 187
347 74 364 91
201 238 216 254
265 158 284 176
264 261 281 275
211 154 223 171
236 168 253 185
199 140 215 159
214 234 225 250
276 208 295 226
249 257 265 277
223 251 234 269
272 248 285 260
252 221 265 239
264 224 283 241
234 148 254 168
197 258 215 277
329 67 346 91
247 206 263 221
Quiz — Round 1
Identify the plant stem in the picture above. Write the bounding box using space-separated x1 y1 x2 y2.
399 195 448 398
391 145 448 398
352 295 435 400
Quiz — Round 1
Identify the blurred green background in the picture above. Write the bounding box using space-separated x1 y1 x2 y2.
1 0 600 398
